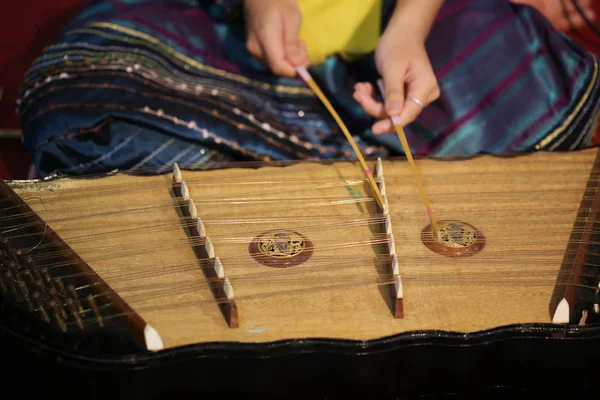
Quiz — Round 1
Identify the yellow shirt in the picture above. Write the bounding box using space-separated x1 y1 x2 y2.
297 0 382 65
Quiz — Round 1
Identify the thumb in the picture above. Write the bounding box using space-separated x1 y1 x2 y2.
381 63 406 117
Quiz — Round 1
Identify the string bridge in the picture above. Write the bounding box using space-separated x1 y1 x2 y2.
171 163 238 328
374 158 403 318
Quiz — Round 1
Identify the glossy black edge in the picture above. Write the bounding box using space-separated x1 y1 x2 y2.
2 320 599 370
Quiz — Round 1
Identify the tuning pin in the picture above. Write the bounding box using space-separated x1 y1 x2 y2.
12 249 26 266
67 285 84 314
24 256 42 281
53 278 67 297
20 268 33 283
87 295 104 327
48 299 67 332
66 298 84 330
33 278 47 295
2 270 19 300
18 281 35 311
5 260 19 278
32 292 50 323
23 255 34 267
41 268 53 285
0 237 9 252
46 284 67 320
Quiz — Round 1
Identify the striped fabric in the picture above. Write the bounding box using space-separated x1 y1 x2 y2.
17 0 600 177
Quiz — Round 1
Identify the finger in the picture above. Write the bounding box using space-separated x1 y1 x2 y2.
564 0 593 13
282 9 307 67
354 82 370 94
287 40 310 67
397 79 438 126
246 34 264 60
290 40 310 67
258 17 296 77
428 86 441 104
578 0 592 10
579 7 596 21
563 0 575 13
260 40 296 77
565 12 587 29
354 82 374 100
399 99 425 127
353 82 387 119
397 91 429 127
371 119 394 135
380 61 407 117
565 1 596 28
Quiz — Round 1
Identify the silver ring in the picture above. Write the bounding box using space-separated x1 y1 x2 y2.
408 97 425 109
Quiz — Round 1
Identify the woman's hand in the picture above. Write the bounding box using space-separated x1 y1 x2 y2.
354 0 443 134
243 0 309 77
354 27 440 134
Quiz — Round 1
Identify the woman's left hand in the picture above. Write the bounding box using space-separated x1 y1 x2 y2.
353 24 440 134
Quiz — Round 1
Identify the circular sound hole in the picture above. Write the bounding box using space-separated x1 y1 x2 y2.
421 221 485 257
249 229 314 268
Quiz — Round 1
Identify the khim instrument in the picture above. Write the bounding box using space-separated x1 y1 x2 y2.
1 148 600 398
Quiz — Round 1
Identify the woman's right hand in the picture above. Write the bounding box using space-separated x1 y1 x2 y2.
244 0 309 77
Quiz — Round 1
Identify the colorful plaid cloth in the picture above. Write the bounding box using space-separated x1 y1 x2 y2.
17 0 600 177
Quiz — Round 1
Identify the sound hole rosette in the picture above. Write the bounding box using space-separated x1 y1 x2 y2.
421 220 486 257
248 229 314 268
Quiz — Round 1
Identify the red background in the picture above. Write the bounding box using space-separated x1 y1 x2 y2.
1 1 600 179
